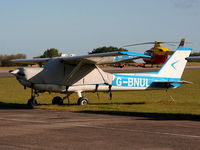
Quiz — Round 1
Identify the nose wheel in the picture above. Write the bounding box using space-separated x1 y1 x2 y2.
27 97 38 106
77 97 88 105
27 89 38 106
76 91 88 105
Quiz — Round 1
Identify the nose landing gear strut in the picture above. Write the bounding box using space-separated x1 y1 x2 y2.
76 91 88 105
27 88 38 106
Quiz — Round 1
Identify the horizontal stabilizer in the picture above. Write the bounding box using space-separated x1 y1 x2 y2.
153 80 192 84
186 56 200 62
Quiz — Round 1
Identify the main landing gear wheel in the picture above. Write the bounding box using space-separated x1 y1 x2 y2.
52 96 64 105
27 97 38 106
77 97 88 105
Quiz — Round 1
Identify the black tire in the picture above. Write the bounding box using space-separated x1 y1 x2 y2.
27 98 38 106
77 97 88 105
52 96 63 105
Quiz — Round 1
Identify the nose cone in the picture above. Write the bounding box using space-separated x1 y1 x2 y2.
9 69 19 75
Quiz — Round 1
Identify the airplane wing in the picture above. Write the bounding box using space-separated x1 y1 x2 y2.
60 51 150 85
61 51 150 65
11 51 150 65
10 58 51 64
10 51 150 86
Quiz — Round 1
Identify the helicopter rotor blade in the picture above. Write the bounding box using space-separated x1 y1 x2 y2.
122 42 156 47
122 41 190 47
164 43 176 46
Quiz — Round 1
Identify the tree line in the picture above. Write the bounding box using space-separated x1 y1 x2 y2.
1 47 199 67
190 52 200 56
0 48 61 67
0 54 26 67
89 46 128 54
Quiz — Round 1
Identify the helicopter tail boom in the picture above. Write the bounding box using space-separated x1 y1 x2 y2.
179 38 185 47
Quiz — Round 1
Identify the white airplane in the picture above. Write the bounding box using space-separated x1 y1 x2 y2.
10 45 192 106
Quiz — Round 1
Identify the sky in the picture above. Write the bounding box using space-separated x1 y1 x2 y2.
0 0 200 58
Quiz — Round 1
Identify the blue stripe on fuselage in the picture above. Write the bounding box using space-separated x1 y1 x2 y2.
112 74 180 88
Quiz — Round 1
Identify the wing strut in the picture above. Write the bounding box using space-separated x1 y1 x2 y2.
63 60 85 84
96 66 108 84
109 85 112 100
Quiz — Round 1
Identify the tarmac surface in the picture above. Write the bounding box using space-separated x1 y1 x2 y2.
0 109 199 150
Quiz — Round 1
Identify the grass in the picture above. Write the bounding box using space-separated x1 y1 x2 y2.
0 67 19 70
0 69 200 120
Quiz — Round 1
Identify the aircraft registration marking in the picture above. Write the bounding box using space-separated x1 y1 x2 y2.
115 77 150 87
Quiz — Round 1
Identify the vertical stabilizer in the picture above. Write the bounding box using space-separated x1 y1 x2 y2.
157 46 192 79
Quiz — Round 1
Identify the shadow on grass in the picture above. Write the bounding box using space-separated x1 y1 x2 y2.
78 110 200 121
89 102 146 105
1 101 199 121
0 102 33 109
34 102 146 106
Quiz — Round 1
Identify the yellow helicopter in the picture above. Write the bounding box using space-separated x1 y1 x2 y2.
123 39 185 66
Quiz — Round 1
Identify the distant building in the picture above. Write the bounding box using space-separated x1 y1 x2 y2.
61 54 76 57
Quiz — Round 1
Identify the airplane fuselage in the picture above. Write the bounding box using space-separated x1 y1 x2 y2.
30 73 180 93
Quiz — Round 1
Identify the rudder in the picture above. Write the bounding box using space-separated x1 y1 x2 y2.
156 46 192 79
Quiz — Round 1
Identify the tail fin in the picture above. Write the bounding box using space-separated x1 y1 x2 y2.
157 46 192 79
